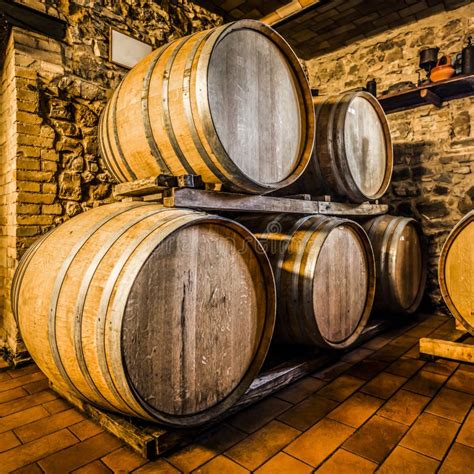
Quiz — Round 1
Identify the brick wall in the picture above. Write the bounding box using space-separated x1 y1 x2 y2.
0 0 223 362
0 35 20 358
305 2 474 310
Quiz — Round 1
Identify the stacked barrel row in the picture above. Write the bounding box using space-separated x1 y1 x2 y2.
12 20 426 428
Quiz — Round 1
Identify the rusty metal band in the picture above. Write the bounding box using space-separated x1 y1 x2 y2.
95 210 194 414
48 204 145 401
162 37 196 175
72 205 164 408
292 216 331 345
141 45 174 174
182 30 232 187
98 102 124 183
111 79 138 181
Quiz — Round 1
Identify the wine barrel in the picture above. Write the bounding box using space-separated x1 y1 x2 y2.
363 215 427 316
278 91 393 202
99 20 315 194
238 214 375 349
12 203 275 427
438 211 474 333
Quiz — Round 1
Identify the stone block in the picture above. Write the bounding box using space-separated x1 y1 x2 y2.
59 172 82 201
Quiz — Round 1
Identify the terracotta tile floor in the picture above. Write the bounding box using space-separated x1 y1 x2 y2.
1 312 473 473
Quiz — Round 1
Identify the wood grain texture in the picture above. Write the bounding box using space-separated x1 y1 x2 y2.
160 187 389 215
208 28 301 184
99 20 314 194
237 214 375 349
12 203 276 427
438 211 474 333
278 91 393 202
363 215 427 316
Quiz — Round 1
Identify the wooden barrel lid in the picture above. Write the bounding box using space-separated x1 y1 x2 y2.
312 223 370 344
344 94 388 197
121 221 271 417
440 211 474 331
207 26 303 185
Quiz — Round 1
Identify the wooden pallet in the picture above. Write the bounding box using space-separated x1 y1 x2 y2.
49 319 393 460
113 175 388 217
420 320 473 364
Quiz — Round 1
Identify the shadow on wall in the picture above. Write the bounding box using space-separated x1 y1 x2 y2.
382 140 473 311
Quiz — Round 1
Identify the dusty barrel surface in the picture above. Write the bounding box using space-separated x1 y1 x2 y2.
438 210 474 333
12 203 276 427
99 20 315 194
282 91 393 202
363 215 427 316
238 214 375 349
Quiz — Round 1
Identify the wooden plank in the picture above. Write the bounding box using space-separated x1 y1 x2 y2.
419 338 474 364
162 188 388 216
379 74 474 114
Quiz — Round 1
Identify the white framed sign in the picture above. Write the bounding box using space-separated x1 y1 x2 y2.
110 28 153 69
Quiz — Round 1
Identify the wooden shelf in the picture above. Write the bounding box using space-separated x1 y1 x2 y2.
378 74 474 114
114 177 388 217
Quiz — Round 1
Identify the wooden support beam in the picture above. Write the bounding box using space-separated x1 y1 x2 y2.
420 88 442 108
419 338 474 364
161 188 389 216
0 1 66 41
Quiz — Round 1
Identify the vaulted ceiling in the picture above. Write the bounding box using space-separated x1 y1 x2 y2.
196 0 473 59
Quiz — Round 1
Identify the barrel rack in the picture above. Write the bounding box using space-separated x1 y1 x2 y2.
112 174 389 217
41 174 396 460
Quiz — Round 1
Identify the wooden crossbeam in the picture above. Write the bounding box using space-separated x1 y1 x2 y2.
0 1 66 41
419 338 474 364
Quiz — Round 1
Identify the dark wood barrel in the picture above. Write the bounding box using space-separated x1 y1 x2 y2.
99 20 315 194
363 215 427 316
438 211 474 333
238 214 375 349
279 91 393 202
12 203 275 427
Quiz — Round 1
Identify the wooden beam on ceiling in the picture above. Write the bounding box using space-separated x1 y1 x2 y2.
0 1 66 42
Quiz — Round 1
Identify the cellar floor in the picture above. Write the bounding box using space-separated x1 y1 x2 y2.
0 312 473 473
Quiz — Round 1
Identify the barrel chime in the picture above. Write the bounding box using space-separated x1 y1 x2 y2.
13 19 427 427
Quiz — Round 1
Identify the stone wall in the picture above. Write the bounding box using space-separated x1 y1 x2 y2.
306 2 474 310
0 0 223 362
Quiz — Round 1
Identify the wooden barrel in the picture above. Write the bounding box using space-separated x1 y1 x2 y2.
279 91 393 202
237 214 375 349
438 211 474 333
12 203 275 427
99 20 315 194
363 215 427 315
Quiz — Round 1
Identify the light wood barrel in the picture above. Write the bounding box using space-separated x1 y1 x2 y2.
438 211 474 333
12 203 275 427
99 20 315 194
238 214 375 349
363 215 427 316
280 91 392 202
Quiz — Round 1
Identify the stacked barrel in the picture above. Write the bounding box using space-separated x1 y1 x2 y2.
12 19 426 428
